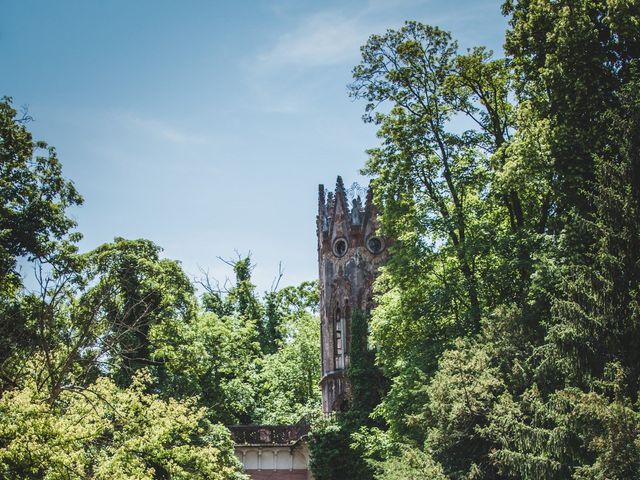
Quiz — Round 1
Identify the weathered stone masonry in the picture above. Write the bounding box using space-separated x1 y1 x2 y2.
317 177 389 414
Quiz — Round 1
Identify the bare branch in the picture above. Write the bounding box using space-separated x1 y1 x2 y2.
270 262 285 292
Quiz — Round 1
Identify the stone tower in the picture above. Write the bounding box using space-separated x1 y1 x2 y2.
317 176 389 414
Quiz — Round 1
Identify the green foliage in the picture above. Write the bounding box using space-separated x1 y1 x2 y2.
157 256 321 425
350 19 549 454
81 237 197 386
0 97 82 283
347 309 387 426
149 261 321 425
374 446 447 480
475 67 640 480
422 340 505 478
544 79 640 395
0 97 82 384
154 310 262 424
352 22 491 335
0 370 247 480
481 380 640 479
346 2 640 479
201 255 262 323
309 418 372 480
261 280 318 354
255 308 321 424
225 256 264 322
503 0 640 215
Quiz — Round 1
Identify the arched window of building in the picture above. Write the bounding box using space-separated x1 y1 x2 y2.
334 306 342 369
345 302 352 355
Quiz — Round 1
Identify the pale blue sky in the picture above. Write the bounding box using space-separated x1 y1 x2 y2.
1 0 507 292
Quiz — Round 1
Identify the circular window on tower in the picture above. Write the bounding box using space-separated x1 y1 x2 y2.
366 236 384 255
332 238 348 257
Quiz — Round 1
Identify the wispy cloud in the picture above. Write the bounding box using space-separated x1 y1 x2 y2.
256 11 372 69
116 111 209 145
244 5 389 113
255 0 435 70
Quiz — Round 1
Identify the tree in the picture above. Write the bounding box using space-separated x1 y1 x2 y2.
0 237 199 403
81 238 196 387
374 447 447 480
0 370 248 480
255 308 321 424
354 4 640 478
544 79 640 396
219 254 264 323
261 280 318 355
0 97 82 386
351 23 486 333
155 309 262 425
0 97 82 285
349 20 547 448
503 0 640 218
164 264 320 425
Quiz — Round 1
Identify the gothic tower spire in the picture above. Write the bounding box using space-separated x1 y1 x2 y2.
316 176 389 414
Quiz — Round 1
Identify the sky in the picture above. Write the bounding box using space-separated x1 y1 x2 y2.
1 0 508 293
